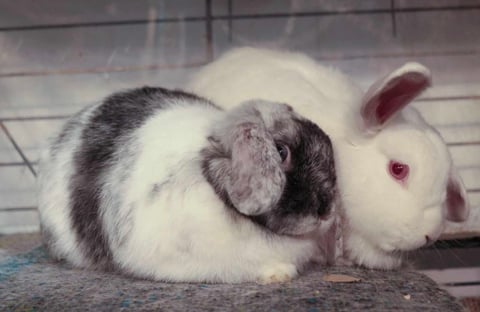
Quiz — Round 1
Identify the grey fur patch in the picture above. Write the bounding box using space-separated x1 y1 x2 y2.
150 176 173 201
201 137 234 210
226 122 285 215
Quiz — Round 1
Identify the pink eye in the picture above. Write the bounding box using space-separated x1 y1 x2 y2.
389 161 409 183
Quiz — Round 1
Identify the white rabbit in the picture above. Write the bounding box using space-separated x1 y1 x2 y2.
37 87 338 283
187 47 470 269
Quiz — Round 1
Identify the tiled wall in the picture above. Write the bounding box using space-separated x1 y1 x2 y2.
0 0 479 236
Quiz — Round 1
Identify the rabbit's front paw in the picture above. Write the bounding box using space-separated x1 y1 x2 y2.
257 263 298 284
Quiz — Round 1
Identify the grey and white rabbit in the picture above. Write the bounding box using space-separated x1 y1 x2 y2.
187 47 470 269
37 87 337 283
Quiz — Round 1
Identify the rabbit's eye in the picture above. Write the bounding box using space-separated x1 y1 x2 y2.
389 161 409 183
276 144 290 162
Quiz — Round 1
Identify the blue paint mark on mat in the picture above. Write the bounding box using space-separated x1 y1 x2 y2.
120 298 131 308
0 247 48 282
148 293 158 302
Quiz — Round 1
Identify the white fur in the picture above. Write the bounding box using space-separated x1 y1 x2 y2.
38 98 323 283
187 47 466 269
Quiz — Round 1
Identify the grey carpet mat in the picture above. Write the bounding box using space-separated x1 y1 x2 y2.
0 234 464 312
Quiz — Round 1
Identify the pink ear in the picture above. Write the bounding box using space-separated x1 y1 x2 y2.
446 170 470 222
361 63 431 133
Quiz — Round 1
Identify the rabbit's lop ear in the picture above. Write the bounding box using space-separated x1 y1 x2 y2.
446 169 470 222
226 122 286 216
361 63 431 133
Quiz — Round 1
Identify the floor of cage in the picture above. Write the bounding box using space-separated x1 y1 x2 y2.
0 232 473 312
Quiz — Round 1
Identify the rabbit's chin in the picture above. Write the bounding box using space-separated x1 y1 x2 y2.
345 234 404 270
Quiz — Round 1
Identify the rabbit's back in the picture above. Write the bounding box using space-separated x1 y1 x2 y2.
187 47 363 138
38 87 220 270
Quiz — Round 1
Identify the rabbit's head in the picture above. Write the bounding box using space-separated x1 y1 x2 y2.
202 100 337 236
338 63 469 268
